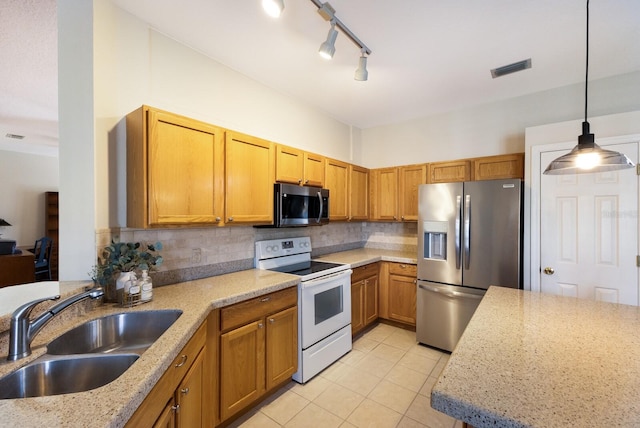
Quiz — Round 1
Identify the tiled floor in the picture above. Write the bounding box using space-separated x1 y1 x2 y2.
229 323 462 428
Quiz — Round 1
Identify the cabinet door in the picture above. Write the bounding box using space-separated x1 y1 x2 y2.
351 279 365 336
364 274 379 326
388 273 417 326
325 158 349 221
276 145 304 185
370 167 399 220
349 165 369 220
399 164 427 221
303 153 325 187
220 320 266 421
225 132 275 224
152 399 176 428
148 109 224 226
472 153 524 181
428 160 470 183
266 306 298 390
176 349 204 428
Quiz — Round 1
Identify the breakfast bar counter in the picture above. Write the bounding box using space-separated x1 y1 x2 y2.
431 286 640 427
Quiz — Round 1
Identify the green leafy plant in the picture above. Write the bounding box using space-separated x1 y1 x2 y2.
93 240 163 285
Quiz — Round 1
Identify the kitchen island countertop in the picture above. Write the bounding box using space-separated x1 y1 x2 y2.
431 286 640 427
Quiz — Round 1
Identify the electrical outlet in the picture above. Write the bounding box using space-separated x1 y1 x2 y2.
192 248 202 264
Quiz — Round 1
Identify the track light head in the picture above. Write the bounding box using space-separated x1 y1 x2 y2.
262 0 284 18
354 52 368 81
319 22 338 59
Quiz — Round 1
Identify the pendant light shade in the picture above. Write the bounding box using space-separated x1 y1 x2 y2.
543 0 634 175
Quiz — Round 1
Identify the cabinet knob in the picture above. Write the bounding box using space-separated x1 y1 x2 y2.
228 217 234 222
258 322 264 329
172 404 180 413
400 264 406 268
260 297 271 302
215 217 221 222
175 355 188 368
298 179 302 184
269 318 275 324
401 216 405 220
305 180 309 184
393 216 397 220
181 387 190 395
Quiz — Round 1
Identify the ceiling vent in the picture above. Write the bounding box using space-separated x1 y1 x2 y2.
491 58 532 78
5 133 25 140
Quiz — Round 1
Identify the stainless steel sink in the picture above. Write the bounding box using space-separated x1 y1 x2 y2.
46 309 183 355
0 354 139 399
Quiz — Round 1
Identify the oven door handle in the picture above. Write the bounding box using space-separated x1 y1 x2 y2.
300 269 353 288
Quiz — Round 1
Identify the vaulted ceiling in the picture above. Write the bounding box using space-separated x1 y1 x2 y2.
2 0 639 155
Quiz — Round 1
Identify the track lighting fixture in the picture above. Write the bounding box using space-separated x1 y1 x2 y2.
318 21 338 60
354 50 368 81
544 0 634 175
262 0 284 18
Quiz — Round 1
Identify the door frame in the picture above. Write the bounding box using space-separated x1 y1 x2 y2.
527 133 640 293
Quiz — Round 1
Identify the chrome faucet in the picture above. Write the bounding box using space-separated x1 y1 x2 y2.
7 286 104 361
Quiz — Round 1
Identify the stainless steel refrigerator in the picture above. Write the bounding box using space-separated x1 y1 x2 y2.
416 178 522 352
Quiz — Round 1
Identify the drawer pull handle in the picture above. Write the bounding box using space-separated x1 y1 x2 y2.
181 387 190 395
175 355 188 368
261 297 271 302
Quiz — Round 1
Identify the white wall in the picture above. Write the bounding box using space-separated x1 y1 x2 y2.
361 71 640 168
0 150 58 246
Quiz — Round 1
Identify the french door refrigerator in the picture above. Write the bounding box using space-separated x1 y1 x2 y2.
416 178 522 352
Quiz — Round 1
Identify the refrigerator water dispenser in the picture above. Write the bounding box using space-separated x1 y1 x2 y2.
422 221 448 260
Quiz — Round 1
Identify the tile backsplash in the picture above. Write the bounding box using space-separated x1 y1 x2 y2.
96 221 417 286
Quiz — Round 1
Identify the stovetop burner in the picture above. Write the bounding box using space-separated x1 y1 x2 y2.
268 260 345 276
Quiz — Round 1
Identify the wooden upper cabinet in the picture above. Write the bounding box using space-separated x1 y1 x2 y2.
428 160 471 183
398 164 427 221
325 158 349 221
349 165 369 221
126 106 224 228
471 153 524 181
370 167 399 221
225 131 275 225
275 144 325 187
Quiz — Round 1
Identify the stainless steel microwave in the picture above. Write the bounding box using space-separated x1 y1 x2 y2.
274 183 329 227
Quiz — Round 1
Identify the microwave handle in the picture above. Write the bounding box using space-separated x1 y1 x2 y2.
317 191 323 224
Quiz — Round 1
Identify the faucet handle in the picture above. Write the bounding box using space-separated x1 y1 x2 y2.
11 295 61 321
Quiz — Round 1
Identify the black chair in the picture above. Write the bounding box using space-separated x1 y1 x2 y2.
33 236 53 281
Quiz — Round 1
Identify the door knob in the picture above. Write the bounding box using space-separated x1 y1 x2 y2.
543 267 555 275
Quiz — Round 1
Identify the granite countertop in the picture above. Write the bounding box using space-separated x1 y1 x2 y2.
431 286 640 427
0 247 414 427
314 247 417 267
0 269 299 428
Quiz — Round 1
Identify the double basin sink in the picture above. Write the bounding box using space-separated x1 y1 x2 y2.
0 309 182 399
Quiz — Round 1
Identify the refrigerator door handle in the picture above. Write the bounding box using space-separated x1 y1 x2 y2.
464 194 471 269
455 195 462 269
418 283 483 300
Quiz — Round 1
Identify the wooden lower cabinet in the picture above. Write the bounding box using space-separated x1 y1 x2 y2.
379 262 417 327
351 263 380 336
126 321 208 428
218 287 298 423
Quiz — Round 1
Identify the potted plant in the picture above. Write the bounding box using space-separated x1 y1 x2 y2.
93 240 163 303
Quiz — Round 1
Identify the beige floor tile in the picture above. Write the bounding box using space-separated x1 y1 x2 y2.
290 375 332 401
405 395 456 428
347 398 403 428
260 390 310 425
384 363 428 393
352 337 380 353
285 403 343 428
354 353 396 377
382 331 417 351
320 360 350 382
362 324 396 342
431 360 448 378
407 344 446 361
340 348 367 366
397 416 429 428
340 422 358 428
368 379 417 414
369 342 407 363
419 376 439 397
313 383 365 419
398 351 439 375
334 365 382 396
229 410 281 428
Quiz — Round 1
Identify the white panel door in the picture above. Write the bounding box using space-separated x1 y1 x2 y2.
540 142 638 305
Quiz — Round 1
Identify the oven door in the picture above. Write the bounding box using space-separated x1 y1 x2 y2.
299 269 352 349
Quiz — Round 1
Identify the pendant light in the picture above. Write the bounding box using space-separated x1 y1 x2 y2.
543 0 634 175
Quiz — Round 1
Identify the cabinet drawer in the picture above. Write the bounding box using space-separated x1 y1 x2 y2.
388 263 416 277
221 287 297 331
167 321 207 388
351 262 380 283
